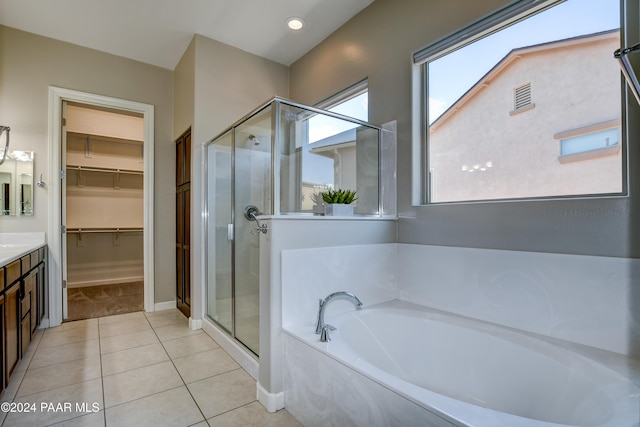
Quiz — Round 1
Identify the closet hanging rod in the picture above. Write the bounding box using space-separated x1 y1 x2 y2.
66 165 144 175
66 228 143 234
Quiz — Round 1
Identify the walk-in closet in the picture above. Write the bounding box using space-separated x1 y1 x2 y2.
63 103 144 320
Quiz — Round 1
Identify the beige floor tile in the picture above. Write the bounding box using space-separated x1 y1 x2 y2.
29 339 100 370
102 360 183 408
189 422 210 427
49 410 105 426
0 361 28 404
3 378 103 427
98 311 146 325
39 323 99 348
162 333 220 359
173 348 240 384
145 310 188 328
208 402 302 427
105 386 204 427
188 369 256 419
101 343 169 376
153 323 203 342
17 357 102 397
100 329 159 354
98 317 151 338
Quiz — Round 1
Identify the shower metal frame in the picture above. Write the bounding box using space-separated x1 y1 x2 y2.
203 97 383 355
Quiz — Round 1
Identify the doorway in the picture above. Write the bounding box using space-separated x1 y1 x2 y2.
47 87 155 327
62 102 145 320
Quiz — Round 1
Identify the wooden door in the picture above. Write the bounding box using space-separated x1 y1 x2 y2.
176 128 191 317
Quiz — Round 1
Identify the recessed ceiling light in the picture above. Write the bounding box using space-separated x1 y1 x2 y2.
286 17 305 31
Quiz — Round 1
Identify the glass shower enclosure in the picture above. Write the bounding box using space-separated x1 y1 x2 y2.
205 98 382 356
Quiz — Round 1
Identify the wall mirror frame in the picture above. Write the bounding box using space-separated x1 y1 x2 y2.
0 150 35 216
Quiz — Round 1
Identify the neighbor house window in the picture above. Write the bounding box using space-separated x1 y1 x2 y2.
556 120 621 163
412 0 623 204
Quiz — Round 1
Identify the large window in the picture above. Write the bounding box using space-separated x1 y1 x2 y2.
413 0 624 204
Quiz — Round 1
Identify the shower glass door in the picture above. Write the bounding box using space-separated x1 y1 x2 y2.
207 131 233 333
206 105 272 357
233 106 272 355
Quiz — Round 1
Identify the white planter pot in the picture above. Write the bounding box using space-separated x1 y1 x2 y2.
324 204 354 216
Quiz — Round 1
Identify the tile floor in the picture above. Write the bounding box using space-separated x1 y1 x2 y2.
0 309 302 427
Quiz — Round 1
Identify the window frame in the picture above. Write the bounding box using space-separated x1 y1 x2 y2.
411 0 629 206
314 79 369 113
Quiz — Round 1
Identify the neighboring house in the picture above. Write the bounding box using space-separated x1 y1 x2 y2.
429 30 622 203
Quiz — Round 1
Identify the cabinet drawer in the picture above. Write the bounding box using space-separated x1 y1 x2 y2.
30 250 39 268
6 260 20 286
21 255 30 275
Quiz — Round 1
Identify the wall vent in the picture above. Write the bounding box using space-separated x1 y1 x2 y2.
514 83 532 110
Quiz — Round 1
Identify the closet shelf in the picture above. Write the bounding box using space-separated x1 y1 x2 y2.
66 131 143 146
67 165 143 175
66 227 143 234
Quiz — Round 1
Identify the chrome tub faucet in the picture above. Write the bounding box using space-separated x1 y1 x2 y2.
315 291 363 342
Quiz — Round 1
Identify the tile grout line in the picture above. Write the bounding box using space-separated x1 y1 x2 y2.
145 311 210 425
98 316 108 427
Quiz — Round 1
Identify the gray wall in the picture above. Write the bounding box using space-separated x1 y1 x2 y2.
0 25 175 302
290 0 640 259
184 34 290 319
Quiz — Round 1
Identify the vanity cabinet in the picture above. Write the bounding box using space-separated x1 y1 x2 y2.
0 246 46 395
5 283 19 383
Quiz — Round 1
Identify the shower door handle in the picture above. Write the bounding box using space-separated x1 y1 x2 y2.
227 224 234 241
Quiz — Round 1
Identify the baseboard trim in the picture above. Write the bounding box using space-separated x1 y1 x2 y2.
67 276 144 288
153 301 176 312
257 382 284 413
189 317 202 330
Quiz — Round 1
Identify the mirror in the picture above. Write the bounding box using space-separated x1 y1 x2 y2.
0 150 34 216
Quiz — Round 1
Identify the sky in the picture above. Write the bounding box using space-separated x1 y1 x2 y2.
428 0 620 123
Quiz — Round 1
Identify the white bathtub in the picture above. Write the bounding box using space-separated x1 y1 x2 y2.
283 300 640 427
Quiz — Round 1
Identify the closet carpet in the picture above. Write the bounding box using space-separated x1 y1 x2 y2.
67 282 144 321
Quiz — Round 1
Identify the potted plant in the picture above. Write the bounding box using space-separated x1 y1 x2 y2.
320 188 357 216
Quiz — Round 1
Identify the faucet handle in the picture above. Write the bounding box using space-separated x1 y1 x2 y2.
319 324 336 342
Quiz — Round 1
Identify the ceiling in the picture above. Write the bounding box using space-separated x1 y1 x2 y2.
0 0 374 70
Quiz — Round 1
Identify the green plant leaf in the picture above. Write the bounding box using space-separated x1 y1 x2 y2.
320 188 357 204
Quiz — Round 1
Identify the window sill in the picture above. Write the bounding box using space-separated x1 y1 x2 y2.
558 145 620 164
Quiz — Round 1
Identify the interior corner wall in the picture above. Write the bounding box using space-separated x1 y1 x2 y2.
189 34 289 320
192 34 290 141
0 25 175 303
173 37 196 139
289 0 639 259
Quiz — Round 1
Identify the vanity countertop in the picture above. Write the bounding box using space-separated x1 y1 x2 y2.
0 232 46 267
